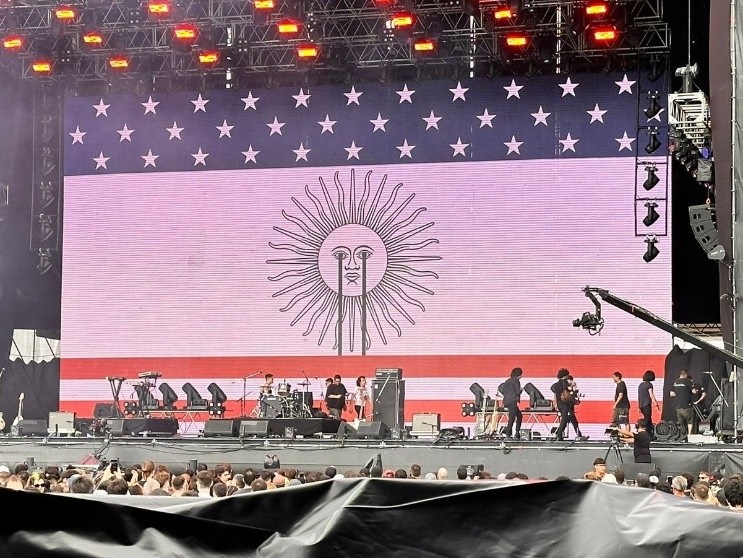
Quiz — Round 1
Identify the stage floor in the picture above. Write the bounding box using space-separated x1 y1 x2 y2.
1 434 741 481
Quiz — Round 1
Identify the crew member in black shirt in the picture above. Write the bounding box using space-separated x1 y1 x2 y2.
618 418 652 463
325 374 348 419
502 367 524 440
670 369 694 439
612 371 630 428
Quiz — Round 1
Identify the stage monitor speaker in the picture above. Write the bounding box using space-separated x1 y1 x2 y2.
11 419 48 437
203 419 240 437
94 403 119 419
357 421 391 440
239 420 270 438
372 378 405 435
337 422 358 439
108 418 178 437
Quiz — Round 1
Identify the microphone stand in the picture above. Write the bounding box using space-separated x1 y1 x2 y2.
241 370 263 418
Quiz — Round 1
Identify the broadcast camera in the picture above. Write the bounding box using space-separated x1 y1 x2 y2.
572 312 603 332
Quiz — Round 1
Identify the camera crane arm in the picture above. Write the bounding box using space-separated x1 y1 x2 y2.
581 286 743 371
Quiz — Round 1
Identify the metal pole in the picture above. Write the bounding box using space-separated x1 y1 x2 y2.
361 252 368 356
731 0 741 438
336 254 344 356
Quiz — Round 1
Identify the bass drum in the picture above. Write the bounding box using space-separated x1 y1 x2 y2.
261 396 283 419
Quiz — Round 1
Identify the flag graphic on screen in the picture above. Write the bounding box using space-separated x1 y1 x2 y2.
61 72 672 439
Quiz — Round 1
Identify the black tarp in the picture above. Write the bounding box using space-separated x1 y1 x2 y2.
2 478 743 557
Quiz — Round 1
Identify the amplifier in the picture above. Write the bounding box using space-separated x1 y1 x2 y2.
411 413 440 438
375 368 403 380
519 428 533 441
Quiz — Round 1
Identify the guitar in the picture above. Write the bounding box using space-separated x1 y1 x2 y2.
11 393 23 427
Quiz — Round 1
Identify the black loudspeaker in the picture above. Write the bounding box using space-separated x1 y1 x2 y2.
11 419 48 437
239 420 270 437
203 419 240 438
356 421 391 440
108 418 178 437
688 204 722 256
719 379 736 433
94 403 119 419
372 379 405 435
337 422 358 439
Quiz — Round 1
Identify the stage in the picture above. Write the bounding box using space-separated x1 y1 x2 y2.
2 432 743 481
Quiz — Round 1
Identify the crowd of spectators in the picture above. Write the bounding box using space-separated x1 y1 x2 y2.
1 457 742 511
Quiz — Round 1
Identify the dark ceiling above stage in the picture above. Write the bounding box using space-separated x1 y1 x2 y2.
0 0 722 332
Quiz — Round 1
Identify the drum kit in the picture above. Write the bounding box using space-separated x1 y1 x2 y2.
260 380 314 419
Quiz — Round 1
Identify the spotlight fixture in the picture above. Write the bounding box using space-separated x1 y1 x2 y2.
644 128 661 154
36 248 53 274
390 11 415 29
643 236 659 263
2 34 23 51
296 42 319 59
644 91 661 119
589 24 618 44
182 382 208 409
277 18 301 37
158 383 179 409
207 382 227 404
504 33 529 47
148 0 171 17
108 54 130 70
412 37 437 55
643 202 660 227
82 30 105 47
643 165 660 190
54 5 77 22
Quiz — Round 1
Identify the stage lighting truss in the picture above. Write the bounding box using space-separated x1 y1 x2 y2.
668 91 711 151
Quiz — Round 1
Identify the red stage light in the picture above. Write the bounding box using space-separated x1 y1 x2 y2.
31 59 52 73
148 1 170 16
493 8 513 20
277 19 301 35
586 2 610 16
390 11 415 29
198 50 219 65
82 31 104 46
108 56 129 70
2 35 23 50
413 38 436 53
505 34 528 47
174 23 198 41
592 25 617 42
54 6 76 20
296 43 319 58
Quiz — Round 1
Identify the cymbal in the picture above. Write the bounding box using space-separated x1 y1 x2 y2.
297 382 310 386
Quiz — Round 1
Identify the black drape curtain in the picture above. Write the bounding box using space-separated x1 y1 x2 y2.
0 358 59 433
662 345 728 421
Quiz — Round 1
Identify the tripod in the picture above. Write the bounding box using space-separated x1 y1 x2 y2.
604 437 624 464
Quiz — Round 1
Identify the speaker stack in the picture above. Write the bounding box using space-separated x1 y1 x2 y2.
372 368 404 439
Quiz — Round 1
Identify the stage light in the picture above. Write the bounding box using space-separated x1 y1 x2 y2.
198 50 219 65
390 11 415 29
108 55 129 70
493 7 513 21
148 0 170 17
54 6 77 21
644 128 660 154
2 34 23 51
591 25 617 43
82 31 104 46
182 382 208 409
413 37 436 54
505 33 528 47
277 18 301 36
174 23 198 41
643 202 659 227
644 91 661 119
159 383 179 409
254 0 275 10
207 382 227 404
297 43 319 59
643 237 659 263
585 2 609 16
643 166 660 190
36 248 53 273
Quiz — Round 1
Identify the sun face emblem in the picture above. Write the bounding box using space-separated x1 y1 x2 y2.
268 168 441 353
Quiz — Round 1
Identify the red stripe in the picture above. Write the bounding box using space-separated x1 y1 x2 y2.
61 399 627 424
61 355 666 380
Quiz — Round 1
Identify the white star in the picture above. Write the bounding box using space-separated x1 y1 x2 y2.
504 79 523 99
344 141 363 160
587 103 608 123
241 92 260 110
93 98 110 117
449 81 469 101
396 139 415 159
476 109 496 128
370 113 389 132
318 115 337 134
117 124 134 142
396 84 416 103
504 135 523 155
559 77 579 97
616 74 636 94
422 110 442 130
293 143 311 162
141 96 159 115
93 151 109 169
647 108 666 123
450 137 469 157
344 86 363 105
267 117 286 136
166 121 184 140
69 126 86 144
241 145 260 164
531 106 551 126
141 149 159 168
615 131 636 152
216 119 234 138
191 147 209 166
191 93 209 113
559 133 579 153
292 88 311 108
